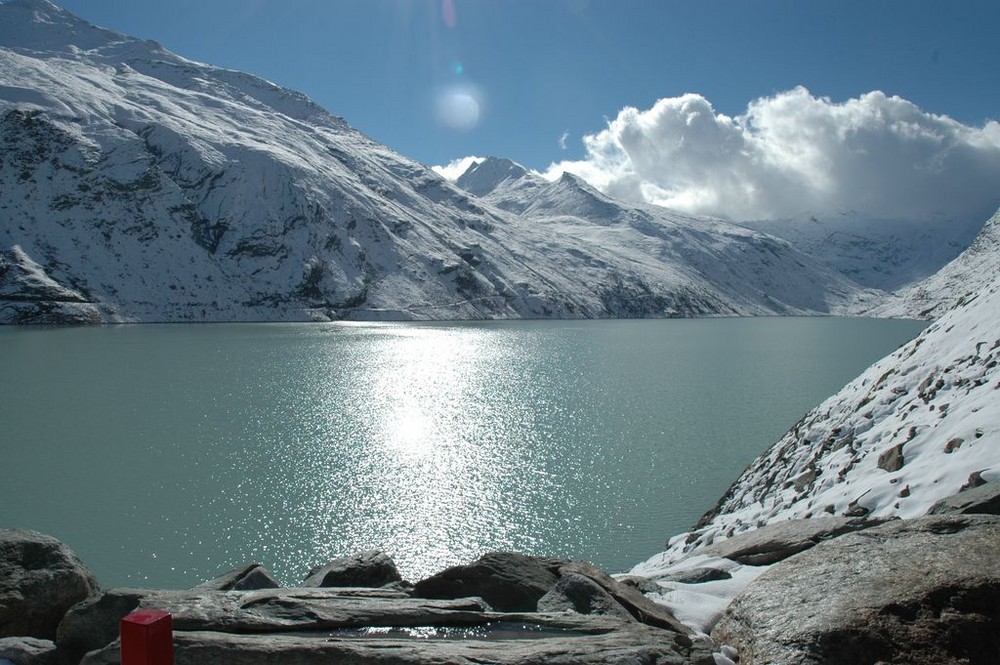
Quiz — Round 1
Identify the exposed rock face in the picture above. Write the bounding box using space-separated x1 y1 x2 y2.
928 481 1000 516
69 587 713 665
0 529 98 639
699 517 884 566
412 552 567 612
301 551 402 588
713 515 1000 665
191 563 280 591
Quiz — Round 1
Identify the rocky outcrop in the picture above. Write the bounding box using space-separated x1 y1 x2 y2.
65 586 711 665
412 552 567 612
928 481 1000 516
301 550 402 588
191 563 280 591
713 515 1000 665
698 516 885 566
0 529 98 640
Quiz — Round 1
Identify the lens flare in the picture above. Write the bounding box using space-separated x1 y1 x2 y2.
436 85 482 131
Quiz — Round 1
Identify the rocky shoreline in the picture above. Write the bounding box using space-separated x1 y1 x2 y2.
2 483 998 665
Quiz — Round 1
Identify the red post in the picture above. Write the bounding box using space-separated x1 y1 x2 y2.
120 609 173 665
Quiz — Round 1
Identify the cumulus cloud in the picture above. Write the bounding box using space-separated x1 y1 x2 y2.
545 87 1000 221
432 155 484 181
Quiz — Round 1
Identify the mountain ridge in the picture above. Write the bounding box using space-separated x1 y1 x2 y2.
2 1 877 323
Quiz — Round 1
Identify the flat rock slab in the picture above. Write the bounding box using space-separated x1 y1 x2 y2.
713 515 1000 665
81 622 713 665
0 636 57 665
928 481 1000 516
699 516 883 565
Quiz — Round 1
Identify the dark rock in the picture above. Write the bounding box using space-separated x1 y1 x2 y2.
877 442 905 472
0 529 99 639
192 564 280 591
928 481 1000 516
660 567 733 584
301 551 401 588
713 515 1000 665
412 552 567 612
699 517 882 565
0 637 57 665
536 573 633 620
557 561 692 635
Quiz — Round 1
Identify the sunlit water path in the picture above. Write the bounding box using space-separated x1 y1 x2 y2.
1 318 924 587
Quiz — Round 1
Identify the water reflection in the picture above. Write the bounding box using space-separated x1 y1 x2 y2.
0 318 927 588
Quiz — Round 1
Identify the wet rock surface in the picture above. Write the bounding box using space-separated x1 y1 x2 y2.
70 586 712 665
713 515 1000 665
0 529 99 640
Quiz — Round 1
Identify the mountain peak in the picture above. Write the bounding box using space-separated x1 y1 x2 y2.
456 156 530 197
0 0 133 55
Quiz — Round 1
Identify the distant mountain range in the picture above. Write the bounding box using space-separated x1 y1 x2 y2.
0 0 989 324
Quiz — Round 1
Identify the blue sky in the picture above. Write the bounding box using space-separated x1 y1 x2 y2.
55 1 999 168
52 0 1000 221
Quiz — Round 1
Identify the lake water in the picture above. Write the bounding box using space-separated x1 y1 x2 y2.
0 317 924 588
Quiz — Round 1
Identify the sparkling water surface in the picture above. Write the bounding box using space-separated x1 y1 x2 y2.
0 318 924 587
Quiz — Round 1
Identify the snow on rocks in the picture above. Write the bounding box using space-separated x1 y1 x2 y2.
655 272 1000 563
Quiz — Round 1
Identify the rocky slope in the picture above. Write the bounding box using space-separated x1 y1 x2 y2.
655 262 999 561
870 206 1000 319
626 211 1000 653
0 0 875 323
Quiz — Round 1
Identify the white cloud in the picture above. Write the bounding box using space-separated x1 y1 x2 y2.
432 155 484 181
545 87 1000 221
558 130 569 150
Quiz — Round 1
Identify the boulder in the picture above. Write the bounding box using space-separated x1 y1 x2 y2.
557 562 691 635
192 564 280 591
699 516 884 565
301 551 401 588
536 573 633 620
412 552 567 612
0 529 99 639
713 515 1000 665
928 481 1000 516
0 637 57 665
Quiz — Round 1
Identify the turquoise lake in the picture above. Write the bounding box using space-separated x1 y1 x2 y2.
0 317 925 587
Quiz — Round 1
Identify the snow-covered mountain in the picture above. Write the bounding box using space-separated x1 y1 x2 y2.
455 157 874 318
0 0 877 323
870 206 1000 320
739 212 983 291
648 261 999 566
